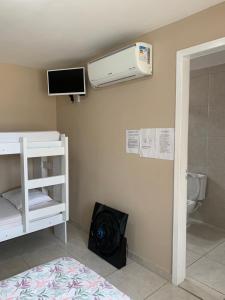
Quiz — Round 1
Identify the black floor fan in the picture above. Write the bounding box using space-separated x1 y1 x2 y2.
88 202 128 269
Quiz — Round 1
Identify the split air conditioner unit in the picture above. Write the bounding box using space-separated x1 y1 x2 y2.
87 42 152 88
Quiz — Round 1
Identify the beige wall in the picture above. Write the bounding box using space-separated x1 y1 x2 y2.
0 64 56 192
189 63 225 229
57 2 225 278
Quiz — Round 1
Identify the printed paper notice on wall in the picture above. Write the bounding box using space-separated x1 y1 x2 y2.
139 128 156 158
156 128 174 160
126 128 175 160
126 130 140 154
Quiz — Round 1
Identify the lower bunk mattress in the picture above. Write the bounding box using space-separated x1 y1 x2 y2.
0 196 60 230
0 257 130 299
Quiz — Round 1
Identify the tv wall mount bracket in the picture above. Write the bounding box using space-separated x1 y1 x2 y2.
69 94 81 103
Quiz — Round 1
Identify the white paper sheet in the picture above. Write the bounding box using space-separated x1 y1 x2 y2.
156 128 174 160
126 130 140 154
139 128 156 158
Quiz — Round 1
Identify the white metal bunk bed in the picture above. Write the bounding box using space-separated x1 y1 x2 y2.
0 131 69 243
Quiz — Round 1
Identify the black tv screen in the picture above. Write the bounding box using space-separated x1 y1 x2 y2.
47 67 86 95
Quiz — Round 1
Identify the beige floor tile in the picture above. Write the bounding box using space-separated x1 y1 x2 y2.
65 229 91 261
180 278 225 300
106 262 167 300
22 243 69 268
186 250 202 267
187 257 225 294
22 231 60 254
126 256 134 265
206 241 225 265
187 223 225 255
147 283 198 300
0 229 61 264
67 222 88 241
0 237 25 263
0 256 29 281
65 239 90 260
79 250 117 277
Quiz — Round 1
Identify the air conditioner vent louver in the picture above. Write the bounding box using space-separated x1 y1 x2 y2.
96 75 137 87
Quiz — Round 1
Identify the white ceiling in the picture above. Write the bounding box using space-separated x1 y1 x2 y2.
0 0 223 69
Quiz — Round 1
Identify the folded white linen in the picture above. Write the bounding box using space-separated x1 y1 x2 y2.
2 188 52 210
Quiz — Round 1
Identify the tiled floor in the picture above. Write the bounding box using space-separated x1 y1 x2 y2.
186 221 225 297
0 222 198 300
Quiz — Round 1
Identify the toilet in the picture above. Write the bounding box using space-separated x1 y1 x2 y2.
187 172 207 215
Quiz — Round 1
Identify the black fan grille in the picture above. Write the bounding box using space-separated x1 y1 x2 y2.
92 211 122 256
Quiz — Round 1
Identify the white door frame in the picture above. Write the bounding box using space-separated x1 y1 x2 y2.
172 37 225 285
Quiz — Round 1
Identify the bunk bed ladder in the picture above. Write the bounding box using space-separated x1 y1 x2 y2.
20 137 29 232
20 135 69 241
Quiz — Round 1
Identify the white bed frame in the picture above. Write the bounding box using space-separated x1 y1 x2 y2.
0 131 69 244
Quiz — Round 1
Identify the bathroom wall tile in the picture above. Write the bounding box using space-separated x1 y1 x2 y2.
209 63 225 74
207 167 225 191
200 176 225 228
202 199 225 230
189 74 209 107
209 71 225 107
190 69 209 78
188 165 207 175
208 137 225 172
208 106 225 137
188 105 208 137
206 140 225 228
188 137 207 169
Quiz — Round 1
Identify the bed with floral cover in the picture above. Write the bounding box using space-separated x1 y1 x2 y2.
0 257 130 299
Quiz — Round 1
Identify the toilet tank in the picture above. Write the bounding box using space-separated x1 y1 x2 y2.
187 172 207 201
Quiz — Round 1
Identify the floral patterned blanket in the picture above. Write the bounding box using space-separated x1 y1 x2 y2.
0 257 130 299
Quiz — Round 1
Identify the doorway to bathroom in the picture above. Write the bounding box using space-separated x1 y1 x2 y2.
185 51 225 297
172 38 225 294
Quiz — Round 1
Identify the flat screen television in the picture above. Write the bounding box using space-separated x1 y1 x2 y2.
47 67 86 96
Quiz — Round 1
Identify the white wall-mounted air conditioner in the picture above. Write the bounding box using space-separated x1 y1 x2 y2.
87 42 152 88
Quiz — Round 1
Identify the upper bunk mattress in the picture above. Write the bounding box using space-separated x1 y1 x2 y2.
0 131 60 143
0 197 21 229
0 257 130 299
